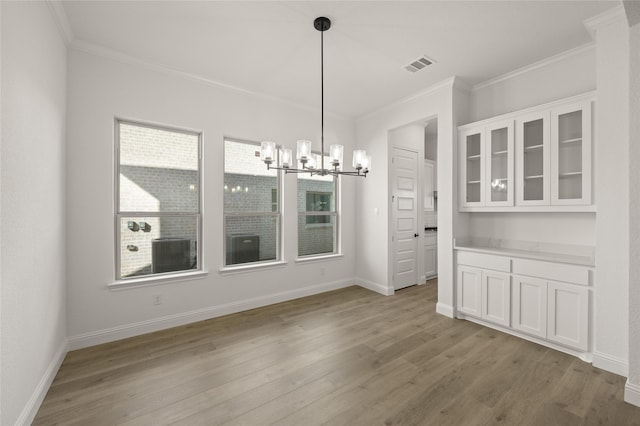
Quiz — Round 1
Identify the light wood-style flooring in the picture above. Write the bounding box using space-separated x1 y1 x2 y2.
35 281 640 425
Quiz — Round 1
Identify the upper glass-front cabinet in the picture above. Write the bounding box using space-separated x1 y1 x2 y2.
486 121 514 206
460 129 484 207
458 93 593 211
516 111 550 205
551 101 592 205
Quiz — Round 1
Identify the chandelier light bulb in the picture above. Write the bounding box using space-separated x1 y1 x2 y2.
363 155 372 172
330 144 343 168
297 140 312 162
353 150 366 169
260 141 276 164
282 148 293 168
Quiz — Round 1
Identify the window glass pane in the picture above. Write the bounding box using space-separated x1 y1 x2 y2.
119 123 199 212
225 215 279 265
298 214 335 256
119 216 198 278
298 177 335 212
225 140 278 213
297 152 337 257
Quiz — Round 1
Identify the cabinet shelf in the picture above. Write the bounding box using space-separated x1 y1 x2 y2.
467 180 481 184
467 155 481 160
492 150 508 156
524 175 544 180
559 171 582 178
560 137 582 145
524 144 544 151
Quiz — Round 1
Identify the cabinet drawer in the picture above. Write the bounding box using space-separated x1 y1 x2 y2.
512 258 589 286
457 251 510 272
424 235 437 246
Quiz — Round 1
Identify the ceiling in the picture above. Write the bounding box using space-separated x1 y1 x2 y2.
60 1 616 119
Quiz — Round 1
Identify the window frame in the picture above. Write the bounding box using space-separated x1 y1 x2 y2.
114 118 203 282
222 137 283 268
297 153 340 258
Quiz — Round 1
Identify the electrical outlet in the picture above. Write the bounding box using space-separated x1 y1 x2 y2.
153 294 163 305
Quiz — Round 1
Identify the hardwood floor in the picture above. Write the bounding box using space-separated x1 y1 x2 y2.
34 281 640 425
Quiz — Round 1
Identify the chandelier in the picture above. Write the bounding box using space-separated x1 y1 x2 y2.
259 17 371 178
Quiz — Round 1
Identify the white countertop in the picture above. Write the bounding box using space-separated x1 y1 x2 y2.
454 240 595 267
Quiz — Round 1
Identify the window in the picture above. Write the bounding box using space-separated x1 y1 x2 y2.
298 153 338 257
115 120 201 280
224 139 281 266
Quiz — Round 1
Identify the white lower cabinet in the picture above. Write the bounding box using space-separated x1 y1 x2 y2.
457 266 510 327
457 250 591 354
547 280 589 351
512 275 548 338
457 266 482 317
482 270 511 327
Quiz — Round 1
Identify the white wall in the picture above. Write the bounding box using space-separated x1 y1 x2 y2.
355 78 468 314
65 48 357 346
591 10 630 375
470 45 597 122
467 213 596 246
1 2 68 424
627 1 640 405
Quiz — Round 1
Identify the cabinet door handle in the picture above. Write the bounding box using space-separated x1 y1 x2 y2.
414 233 419 238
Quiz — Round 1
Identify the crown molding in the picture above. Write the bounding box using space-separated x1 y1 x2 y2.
584 4 627 38
472 43 595 92
357 75 460 122
68 39 353 122
46 0 73 45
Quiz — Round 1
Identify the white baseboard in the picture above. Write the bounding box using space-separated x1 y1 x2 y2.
69 279 354 350
436 302 454 318
16 339 68 425
593 351 629 376
355 277 394 296
625 380 640 407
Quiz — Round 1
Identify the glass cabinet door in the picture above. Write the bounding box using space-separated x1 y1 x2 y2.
551 101 591 205
516 112 550 205
460 129 484 206
485 121 514 206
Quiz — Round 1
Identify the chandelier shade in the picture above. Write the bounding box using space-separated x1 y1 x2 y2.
259 17 370 178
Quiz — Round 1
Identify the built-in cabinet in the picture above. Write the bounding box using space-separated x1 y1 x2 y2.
424 159 436 211
424 233 437 280
459 93 594 211
456 248 591 354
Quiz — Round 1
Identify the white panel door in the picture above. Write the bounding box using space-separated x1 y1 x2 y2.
512 275 547 338
457 266 482 317
547 281 589 351
392 148 419 290
481 270 511 327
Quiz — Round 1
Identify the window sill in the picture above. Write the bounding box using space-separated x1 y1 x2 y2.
295 253 344 264
109 270 209 291
219 260 288 275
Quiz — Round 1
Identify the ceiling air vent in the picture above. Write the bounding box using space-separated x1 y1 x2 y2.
404 55 436 73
